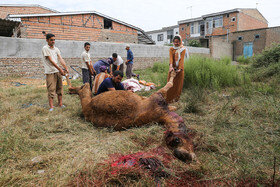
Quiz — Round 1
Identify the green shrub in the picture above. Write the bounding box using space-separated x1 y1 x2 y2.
252 44 280 68
249 44 280 81
184 56 249 89
188 40 201 47
237 55 252 64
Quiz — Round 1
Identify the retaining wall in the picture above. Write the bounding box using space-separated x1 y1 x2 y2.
0 36 210 78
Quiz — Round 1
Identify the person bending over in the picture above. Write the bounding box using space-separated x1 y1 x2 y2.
96 70 125 95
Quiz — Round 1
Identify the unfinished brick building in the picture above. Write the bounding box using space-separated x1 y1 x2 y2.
0 4 154 44
178 8 268 47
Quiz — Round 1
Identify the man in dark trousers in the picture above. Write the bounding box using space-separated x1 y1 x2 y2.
125 44 139 80
96 70 125 95
81 42 94 91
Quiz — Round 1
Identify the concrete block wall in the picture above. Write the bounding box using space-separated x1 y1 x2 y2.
19 13 138 43
0 36 210 78
209 37 232 59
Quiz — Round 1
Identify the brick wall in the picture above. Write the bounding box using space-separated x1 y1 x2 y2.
19 14 138 43
230 29 267 59
265 27 280 47
238 12 268 31
210 12 238 36
0 57 167 78
0 6 56 19
179 23 189 41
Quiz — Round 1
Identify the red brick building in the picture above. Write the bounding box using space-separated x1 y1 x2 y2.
0 4 154 44
0 4 58 19
178 8 268 47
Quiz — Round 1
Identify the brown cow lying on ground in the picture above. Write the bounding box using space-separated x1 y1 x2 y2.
69 71 196 162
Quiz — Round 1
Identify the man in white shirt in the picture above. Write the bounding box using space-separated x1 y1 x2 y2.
112 54 124 74
81 42 94 91
42 33 69 111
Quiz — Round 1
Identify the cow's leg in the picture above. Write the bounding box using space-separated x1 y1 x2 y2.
156 70 177 99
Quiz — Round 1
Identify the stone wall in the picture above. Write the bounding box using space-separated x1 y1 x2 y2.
0 36 210 78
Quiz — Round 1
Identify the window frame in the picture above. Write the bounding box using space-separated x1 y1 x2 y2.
157 34 164 41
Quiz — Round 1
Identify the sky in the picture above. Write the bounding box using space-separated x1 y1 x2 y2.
1 0 280 31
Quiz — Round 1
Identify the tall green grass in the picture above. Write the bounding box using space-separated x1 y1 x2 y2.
151 56 250 89
184 56 249 89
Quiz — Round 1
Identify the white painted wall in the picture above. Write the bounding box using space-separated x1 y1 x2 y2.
148 26 179 46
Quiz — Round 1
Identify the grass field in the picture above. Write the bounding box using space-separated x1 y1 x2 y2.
0 56 279 186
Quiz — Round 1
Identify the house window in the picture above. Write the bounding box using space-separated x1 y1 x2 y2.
157 34 164 41
238 36 243 41
181 27 184 31
255 34 260 39
187 23 189 26
226 14 230 18
190 23 194 34
213 16 223 28
104 18 112 29
231 17 236 22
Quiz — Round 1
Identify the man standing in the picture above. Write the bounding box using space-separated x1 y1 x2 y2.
93 53 118 75
125 44 139 80
42 33 69 111
81 42 94 91
96 70 125 95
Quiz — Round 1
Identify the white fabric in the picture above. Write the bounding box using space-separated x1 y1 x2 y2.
113 55 124 66
42 45 61 74
185 47 190 59
81 51 91 69
175 47 186 68
122 78 155 92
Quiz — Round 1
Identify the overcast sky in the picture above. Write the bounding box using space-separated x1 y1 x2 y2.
1 0 280 31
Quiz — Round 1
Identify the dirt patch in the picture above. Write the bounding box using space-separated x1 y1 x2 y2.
0 77 45 88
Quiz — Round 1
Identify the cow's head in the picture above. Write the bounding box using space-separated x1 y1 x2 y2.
68 83 91 98
164 112 196 163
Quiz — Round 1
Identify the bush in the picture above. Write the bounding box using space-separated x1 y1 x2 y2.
184 56 249 89
252 44 280 68
237 56 252 64
188 40 201 47
250 44 280 81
